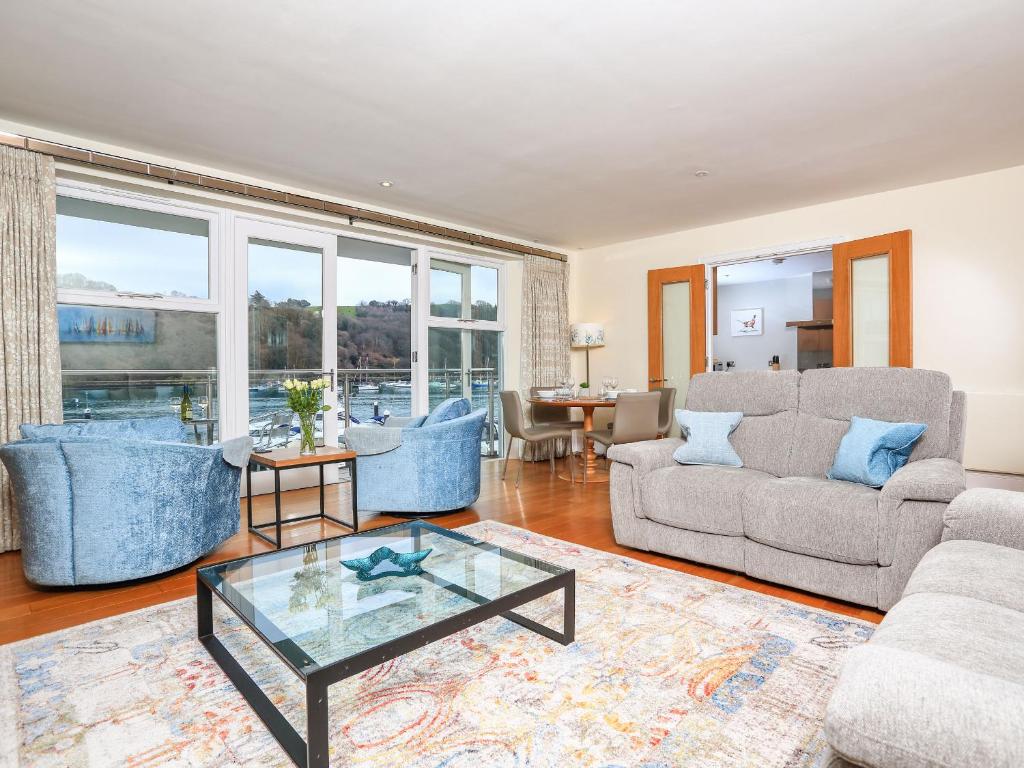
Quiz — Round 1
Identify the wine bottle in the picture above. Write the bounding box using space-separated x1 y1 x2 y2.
180 385 193 422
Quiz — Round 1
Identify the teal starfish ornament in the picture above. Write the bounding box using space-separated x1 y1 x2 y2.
340 546 433 581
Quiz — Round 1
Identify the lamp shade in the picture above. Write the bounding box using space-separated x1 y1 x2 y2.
570 323 605 348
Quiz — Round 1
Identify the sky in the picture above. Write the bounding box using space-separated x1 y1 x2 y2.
57 215 498 308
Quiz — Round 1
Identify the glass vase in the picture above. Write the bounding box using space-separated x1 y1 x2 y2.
298 412 317 455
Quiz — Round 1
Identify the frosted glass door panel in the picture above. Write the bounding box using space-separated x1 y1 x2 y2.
852 254 890 367
662 281 691 436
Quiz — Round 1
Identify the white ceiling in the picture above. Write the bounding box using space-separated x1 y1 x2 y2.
717 251 834 285
1 1 1022 249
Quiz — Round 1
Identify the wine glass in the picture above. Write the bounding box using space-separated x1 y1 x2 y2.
609 376 619 391
566 377 575 398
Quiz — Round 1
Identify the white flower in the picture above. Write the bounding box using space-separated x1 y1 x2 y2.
283 379 295 390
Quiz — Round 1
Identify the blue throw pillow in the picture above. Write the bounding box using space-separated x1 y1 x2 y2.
672 410 744 467
828 416 927 487
422 397 471 427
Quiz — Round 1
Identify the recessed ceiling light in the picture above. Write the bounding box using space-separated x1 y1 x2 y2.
379 180 393 188
694 170 711 178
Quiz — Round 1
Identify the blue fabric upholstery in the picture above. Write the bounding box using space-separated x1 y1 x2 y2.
355 408 486 514
20 415 191 443
421 397 472 427
0 428 250 586
828 415 927 487
672 409 744 467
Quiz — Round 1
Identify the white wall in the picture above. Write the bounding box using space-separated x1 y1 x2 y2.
570 164 1024 473
715 275 811 371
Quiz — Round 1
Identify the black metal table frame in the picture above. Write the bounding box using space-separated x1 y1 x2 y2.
246 453 358 548
196 521 575 768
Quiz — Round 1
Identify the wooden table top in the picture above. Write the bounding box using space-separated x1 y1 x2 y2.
526 397 617 408
249 445 357 469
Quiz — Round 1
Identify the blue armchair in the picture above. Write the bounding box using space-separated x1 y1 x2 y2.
0 417 250 586
346 398 486 515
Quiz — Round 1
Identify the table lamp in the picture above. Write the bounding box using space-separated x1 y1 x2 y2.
570 323 605 386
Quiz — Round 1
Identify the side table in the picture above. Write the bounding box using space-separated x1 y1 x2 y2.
246 445 358 548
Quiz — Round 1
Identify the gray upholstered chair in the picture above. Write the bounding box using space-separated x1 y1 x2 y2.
500 390 575 487
528 385 582 459
529 386 584 430
585 391 660 478
654 386 677 437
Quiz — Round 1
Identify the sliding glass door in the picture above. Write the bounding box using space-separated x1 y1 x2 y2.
426 253 504 456
336 236 416 427
236 220 338 493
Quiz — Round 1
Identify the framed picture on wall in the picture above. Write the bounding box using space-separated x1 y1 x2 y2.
731 307 763 336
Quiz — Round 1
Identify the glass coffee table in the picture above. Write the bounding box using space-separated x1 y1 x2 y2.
196 521 575 768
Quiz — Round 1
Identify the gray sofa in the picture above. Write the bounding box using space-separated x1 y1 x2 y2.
824 488 1024 767
607 368 966 610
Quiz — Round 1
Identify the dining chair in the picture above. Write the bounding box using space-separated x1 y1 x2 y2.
499 390 575 488
584 391 661 479
529 385 583 459
654 386 677 437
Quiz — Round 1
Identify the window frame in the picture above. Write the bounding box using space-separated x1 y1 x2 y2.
423 247 506 333
55 181 224 312
54 177 511 452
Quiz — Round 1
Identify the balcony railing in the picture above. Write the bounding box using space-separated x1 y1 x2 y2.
61 366 502 456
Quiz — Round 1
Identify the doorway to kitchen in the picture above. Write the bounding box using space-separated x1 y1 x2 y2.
710 249 834 373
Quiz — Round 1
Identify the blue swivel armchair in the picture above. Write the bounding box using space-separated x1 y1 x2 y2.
0 416 250 586
346 398 486 515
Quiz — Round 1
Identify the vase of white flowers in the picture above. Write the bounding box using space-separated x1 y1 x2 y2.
283 376 332 455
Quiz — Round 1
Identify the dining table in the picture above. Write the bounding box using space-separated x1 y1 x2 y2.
527 396 617 484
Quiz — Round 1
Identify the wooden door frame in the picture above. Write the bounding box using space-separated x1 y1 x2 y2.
832 230 912 367
647 264 707 388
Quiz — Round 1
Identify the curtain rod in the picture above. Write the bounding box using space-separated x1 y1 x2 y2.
0 131 568 263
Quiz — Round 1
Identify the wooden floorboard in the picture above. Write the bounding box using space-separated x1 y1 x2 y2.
0 458 884 644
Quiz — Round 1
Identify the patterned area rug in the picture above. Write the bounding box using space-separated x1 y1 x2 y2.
0 521 872 767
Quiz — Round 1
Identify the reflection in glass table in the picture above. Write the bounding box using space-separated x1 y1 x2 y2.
197 520 574 768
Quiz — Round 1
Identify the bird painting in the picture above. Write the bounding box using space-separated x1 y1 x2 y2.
731 308 763 336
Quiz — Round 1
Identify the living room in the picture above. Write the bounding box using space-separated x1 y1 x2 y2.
1 2 1023 767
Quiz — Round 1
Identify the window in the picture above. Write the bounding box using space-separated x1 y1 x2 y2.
56 196 211 299
429 258 499 321
56 191 221 442
425 252 504 456
337 236 414 419
58 305 220 442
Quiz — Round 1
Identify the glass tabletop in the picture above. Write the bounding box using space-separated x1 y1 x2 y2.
198 521 568 677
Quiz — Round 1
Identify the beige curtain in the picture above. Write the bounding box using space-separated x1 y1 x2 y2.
520 254 570 459
0 146 62 552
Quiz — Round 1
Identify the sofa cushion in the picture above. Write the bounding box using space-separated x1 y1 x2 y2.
873 591 1024 683
642 465 773 536
827 637 1024 768
903 538 1024 613
790 368 953 480
742 476 880 565
685 370 799 476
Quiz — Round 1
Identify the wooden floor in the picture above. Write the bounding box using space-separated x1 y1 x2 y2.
0 458 884 644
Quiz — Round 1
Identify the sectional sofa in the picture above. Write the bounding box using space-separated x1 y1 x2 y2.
824 487 1024 767
608 368 966 610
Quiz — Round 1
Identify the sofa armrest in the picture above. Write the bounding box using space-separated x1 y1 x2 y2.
880 458 965 504
942 488 1024 550
345 425 404 456
606 438 682 475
